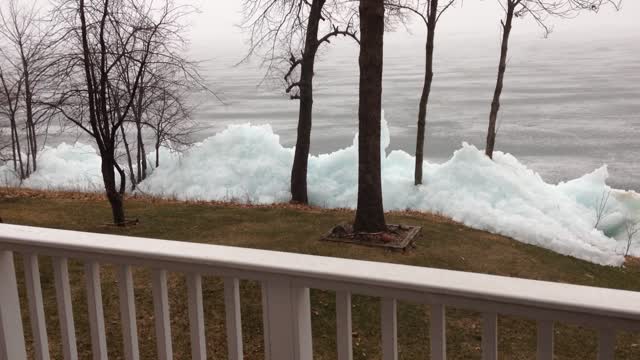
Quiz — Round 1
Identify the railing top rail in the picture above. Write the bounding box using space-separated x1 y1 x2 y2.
1 224 639 323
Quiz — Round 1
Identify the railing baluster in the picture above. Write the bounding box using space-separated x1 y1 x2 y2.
152 269 173 360
24 254 50 360
430 304 446 360
261 279 312 360
117 265 140 360
381 298 397 360
536 320 553 360
597 329 616 360
224 277 243 360
85 261 107 360
482 312 498 360
0 250 27 359
187 273 206 360
53 257 78 360
335 291 352 360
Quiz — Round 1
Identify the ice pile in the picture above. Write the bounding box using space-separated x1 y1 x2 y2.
0 142 103 190
2 117 639 265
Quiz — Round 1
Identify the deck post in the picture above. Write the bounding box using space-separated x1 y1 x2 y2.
261 279 313 360
0 251 27 360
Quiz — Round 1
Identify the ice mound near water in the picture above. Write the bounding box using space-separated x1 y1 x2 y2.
2 116 639 265
0 142 103 190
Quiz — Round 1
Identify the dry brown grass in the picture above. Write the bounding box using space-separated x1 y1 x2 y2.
1 188 639 359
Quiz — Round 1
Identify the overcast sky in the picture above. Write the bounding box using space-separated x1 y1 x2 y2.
185 0 639 57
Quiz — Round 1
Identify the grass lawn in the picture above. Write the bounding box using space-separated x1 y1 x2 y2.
1 189 639 359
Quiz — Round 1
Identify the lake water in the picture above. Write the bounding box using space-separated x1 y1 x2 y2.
194 34 640 191
2 34 638 191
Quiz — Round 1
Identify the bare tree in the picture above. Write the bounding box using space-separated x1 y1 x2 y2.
52 0 190 225
0 63 25 180
142 73 194 168
241 0 359 204
0 0 61 176
622 218 639 257
594 188 612 228
113 12 204 190
385 0 454 185
485 0 621 159
354 0 387 232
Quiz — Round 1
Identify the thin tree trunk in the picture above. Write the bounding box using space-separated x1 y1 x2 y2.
354 0 387 233
290 0 325 204
9 112 24 179
0 71 24 178
486 2 515 159
25 138 31 177
120 126 136 190
10 120 17 171
136 126 142 181
136 119 147 180
135 85 147 182
155 137 160 168
414 2 438 185
20 50 37 173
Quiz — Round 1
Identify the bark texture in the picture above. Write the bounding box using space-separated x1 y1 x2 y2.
353 0 387 233
414 0 438 185
486 2 515 159
290 0 325 204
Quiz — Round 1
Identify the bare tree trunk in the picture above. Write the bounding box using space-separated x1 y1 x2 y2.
115 161 126 195
120 126 136 190
155 136 160 168
486 2 514 159
20 49 37 173
0 70 24 178
101 151 126 225
414 1 438 185
135 86 147 182
290 0 325 204
78 0 126 226
25 138 31 176
136 120 147 180
9 120 17 171
11 117 24 179
354 0 386 233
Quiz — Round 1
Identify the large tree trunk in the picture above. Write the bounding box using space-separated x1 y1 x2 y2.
290 0 325 204
101 151 126 225
353 0 386 233
486 2 515 159
414 1 438 185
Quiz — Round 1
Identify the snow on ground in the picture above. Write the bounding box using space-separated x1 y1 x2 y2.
1 116 639 265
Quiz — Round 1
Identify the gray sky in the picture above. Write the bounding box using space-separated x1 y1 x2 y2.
185 0 639 57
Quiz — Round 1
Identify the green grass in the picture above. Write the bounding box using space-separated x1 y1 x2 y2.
1 189 639 359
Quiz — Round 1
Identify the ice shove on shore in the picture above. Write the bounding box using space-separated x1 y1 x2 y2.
1 116 639 265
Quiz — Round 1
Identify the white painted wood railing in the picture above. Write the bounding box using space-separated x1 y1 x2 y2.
1 224 639 360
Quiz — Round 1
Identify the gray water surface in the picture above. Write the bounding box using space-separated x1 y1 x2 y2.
3 35 637 191
196 36 640 191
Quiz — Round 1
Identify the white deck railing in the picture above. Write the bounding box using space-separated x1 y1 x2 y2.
1 223 639 360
